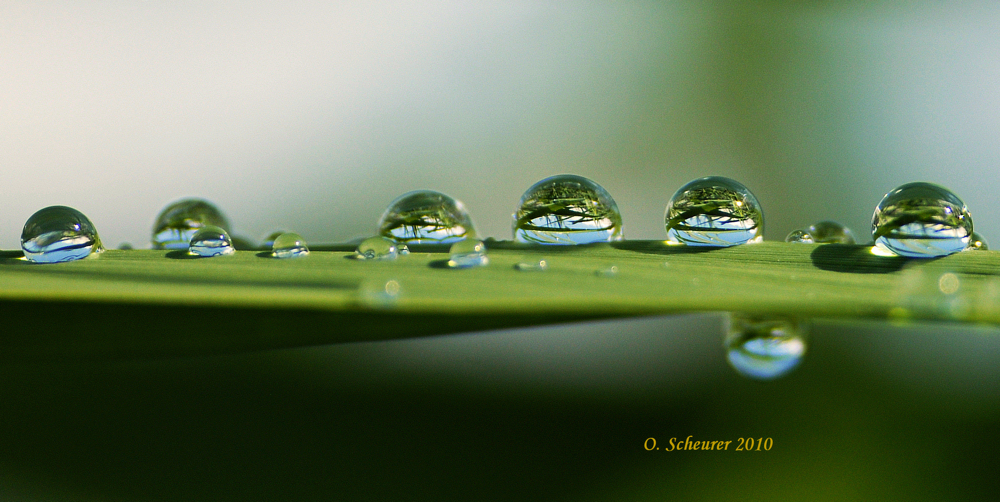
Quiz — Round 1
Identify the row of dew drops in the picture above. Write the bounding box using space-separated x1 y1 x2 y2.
15 175 987 380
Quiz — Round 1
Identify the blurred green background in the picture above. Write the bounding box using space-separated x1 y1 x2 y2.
2 1 999 500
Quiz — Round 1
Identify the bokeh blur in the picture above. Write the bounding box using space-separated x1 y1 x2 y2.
4 1 999 248
3 2 1000 500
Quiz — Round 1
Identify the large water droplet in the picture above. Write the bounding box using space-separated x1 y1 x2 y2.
665 177 763 247
725 314 807 380
512 175 623 245
188 225 235 257
785 220 856 244
356 236 398 260
448 238 489 268
378 190 476 244
872 182 972 258
21 206 104 263
966 231 989 251
152 199 230 250
272 232 309 259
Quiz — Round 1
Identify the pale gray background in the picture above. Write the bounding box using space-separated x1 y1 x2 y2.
3 1 998 249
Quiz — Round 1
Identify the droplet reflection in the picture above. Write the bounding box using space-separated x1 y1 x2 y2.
356 236 398 261
725 313 807 380
152 199 230 250
871 182 972 258
665 177 763 247
21 206 104 263
512 174 623 245
272 232 309 259
188 225 235 257
448 239 489 268
786 221 856 244
378 190 476 244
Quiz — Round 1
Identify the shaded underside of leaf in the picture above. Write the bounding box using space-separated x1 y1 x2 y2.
2 241 998 360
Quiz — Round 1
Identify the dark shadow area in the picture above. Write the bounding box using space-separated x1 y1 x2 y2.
428 259 451 269
811 244 909 274
255 251 274 258
0 299 604 363
0 250 24 260
0 318 998 500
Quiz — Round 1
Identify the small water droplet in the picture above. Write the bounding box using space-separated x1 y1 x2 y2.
188 225 235 257
117 242 134 250
512 174 623 245
725 314 807 380
514 257 549 271
262 230 290 249
355 236 398 260
784 229 814 244
272 232 309 259
448 239 489 268
397 242 410 255
152 199 230 250
872 182 972 258
665 176 763 247
595 265 619 277
21 206 104 263
786 221 855 244
966 231 989 251
378 190 477 244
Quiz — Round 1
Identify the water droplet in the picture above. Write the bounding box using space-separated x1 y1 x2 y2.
397 242 410 255
262 230 290 249
872 182 972 258
188 225 235 257
152 199 230 250
725 314 807 380
448 239 489 268
355 236 398 260
512 175 623 245
785 229 814 244
272 232 309 259
665 176 763 247
21 206 104 263
514 257 549 271
966 231 989 251
785 221 856 244
117 242 134 250
595 265 619 277
378 190 477 244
